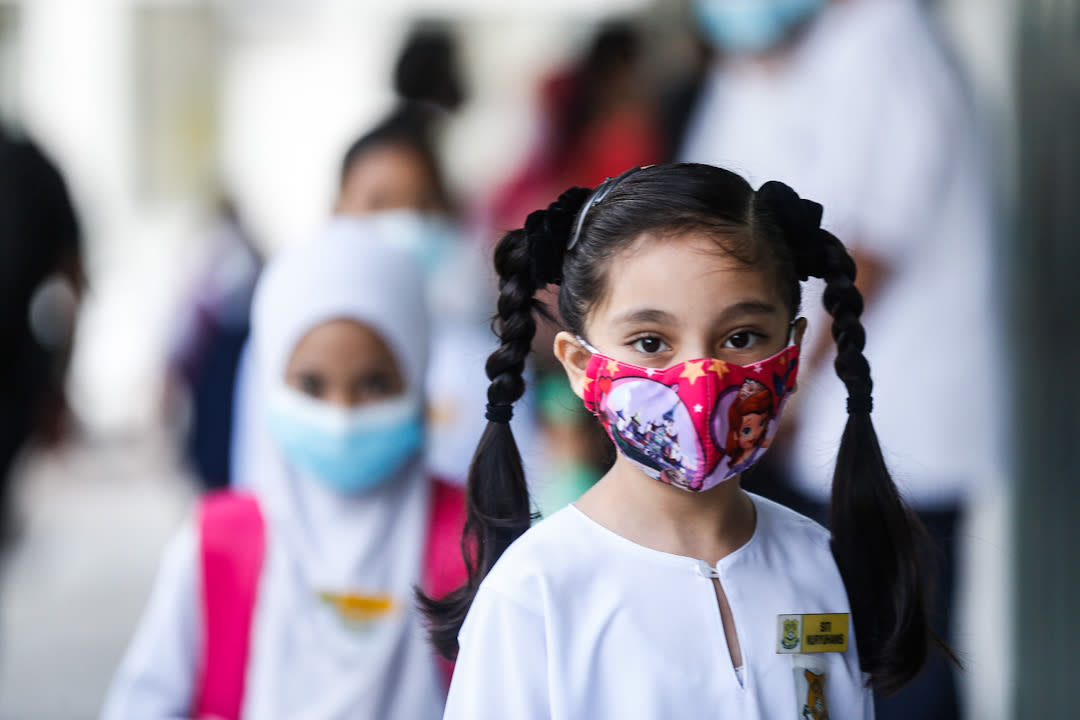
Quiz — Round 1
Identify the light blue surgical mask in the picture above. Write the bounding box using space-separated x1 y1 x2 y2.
371 210 459 278
693 0 824 55
266 386 424 493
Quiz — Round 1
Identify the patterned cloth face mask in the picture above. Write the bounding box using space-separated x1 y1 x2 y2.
580 333 800 493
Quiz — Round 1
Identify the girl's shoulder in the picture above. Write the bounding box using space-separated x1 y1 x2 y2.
476 506 603 611
746 492 833 551
476 495 837 613
487 505 591 566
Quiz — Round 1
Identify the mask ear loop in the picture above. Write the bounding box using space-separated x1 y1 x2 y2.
786 319 800 347
575 335 600 355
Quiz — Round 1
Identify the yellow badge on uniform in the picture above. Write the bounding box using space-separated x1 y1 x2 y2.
318 590 398 630
776 613 849 654
792 654 832 720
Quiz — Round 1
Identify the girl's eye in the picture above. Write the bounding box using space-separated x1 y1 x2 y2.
358 373 393 397
298 374 325 398
630 336 668 355
723 331 762 351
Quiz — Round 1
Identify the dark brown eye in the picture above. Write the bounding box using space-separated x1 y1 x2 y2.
729 333 750 349
298 373 325 398
631 336 668 354
357 372 395 398
724 331 764 351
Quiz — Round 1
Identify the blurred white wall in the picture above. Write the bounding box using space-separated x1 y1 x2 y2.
2 0 648 437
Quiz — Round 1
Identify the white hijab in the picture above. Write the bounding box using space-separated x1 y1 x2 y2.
240 216 444 719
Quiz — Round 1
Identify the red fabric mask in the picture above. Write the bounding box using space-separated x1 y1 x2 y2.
581 340 799 492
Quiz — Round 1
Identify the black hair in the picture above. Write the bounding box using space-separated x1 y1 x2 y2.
0 128 81 538
419 162 942 695
338 103 452 214
337 20 463 215
393 20 465 114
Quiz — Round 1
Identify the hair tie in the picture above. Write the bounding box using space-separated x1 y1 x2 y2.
756 180 828 281
485 403 514 424
846 395 874 415
525 186 592 286
567 166 648 250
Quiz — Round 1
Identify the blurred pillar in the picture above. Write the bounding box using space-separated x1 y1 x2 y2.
0 6 19 124
1011 0 1080 716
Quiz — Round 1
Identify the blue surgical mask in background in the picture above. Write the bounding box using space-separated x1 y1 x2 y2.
266 386 424 493
369 209 459 278
367 208 491 322
693 0 824 55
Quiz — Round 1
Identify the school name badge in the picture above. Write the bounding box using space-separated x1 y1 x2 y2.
776 613 849 654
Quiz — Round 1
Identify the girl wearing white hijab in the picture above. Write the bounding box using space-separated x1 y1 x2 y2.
103 217 463 720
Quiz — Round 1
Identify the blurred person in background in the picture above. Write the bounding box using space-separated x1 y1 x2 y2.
335 103 511 487
486 20 665 515
231 20 514 490
488 20 664 231
335 20 462 224
0 125 82 544
167 197 262 491
672 1 999 717
335 20 539 487
102 218 465 720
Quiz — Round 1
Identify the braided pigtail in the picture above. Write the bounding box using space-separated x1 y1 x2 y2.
418 186 591 659
756 181 948 695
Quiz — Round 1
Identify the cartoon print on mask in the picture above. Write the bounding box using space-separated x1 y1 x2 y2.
601 379 702 491
582 341 800 493
720 378 775 474
802 669 830 720
709 352 798 479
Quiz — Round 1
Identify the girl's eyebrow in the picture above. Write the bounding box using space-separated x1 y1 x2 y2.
712 300 779 326
614 301 778 328
612 308 675 326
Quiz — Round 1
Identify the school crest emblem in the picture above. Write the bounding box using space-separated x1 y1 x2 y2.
782 618 800 650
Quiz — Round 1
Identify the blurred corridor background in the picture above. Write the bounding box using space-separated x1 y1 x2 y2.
0 0 1076 718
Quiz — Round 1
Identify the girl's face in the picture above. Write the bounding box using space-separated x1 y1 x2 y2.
285 319 405 408
557 230 804 388
336 144 442 216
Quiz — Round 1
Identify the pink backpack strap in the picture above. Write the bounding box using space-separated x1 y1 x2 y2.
422 478 467 686
194 491 265 720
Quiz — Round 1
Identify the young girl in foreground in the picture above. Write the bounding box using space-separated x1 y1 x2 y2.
104 218 463 720
423 163 938 718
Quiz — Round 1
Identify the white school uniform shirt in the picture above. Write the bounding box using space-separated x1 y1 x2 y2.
679 0 1001 507
100 474 444 720
444 493 873 719
102 218 446 719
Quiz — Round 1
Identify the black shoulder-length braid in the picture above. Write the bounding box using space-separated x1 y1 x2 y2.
755 180 952 695
417 186 591 660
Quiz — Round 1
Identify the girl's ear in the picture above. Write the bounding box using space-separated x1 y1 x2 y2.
791 317 808 394
793 316 808 348
553 331 592 400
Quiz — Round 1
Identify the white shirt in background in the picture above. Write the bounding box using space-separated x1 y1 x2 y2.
680 0 1000 507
